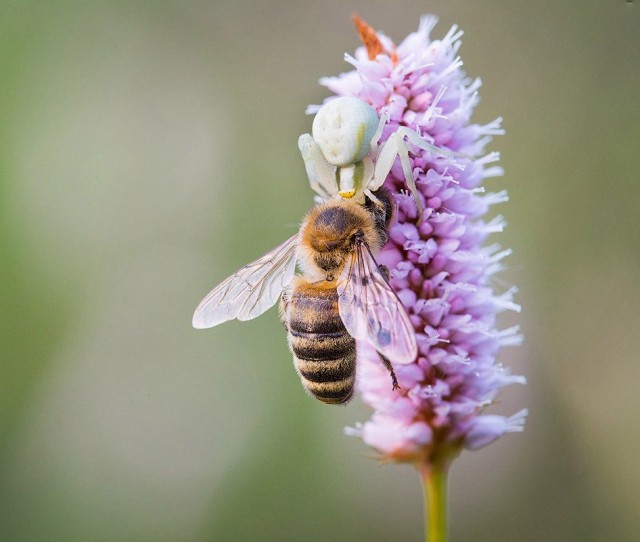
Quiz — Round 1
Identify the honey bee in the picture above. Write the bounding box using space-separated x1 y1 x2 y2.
192 188 417 404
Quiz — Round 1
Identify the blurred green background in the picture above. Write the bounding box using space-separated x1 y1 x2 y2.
1 1 638 541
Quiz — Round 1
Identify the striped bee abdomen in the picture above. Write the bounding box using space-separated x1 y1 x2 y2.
283 279 356 404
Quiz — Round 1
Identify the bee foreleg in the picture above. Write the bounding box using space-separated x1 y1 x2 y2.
369 108 390 156
363 188 383 208
378 352 400 391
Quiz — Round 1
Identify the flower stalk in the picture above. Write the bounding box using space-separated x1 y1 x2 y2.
319 14 527 540
421 460 449 542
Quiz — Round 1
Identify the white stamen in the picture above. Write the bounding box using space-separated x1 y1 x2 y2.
505 409 529 432
431 56 463 85
343 52 358 67
495 326 523 346
484 190 509 206
494 286 522 313
482 215 506 234
488 248 513 264
444 25 464 47
423 86 448 126
477 151 501 166
478 118 505 137
483 166 505 179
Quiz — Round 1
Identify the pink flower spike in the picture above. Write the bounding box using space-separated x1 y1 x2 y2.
317 16 526 466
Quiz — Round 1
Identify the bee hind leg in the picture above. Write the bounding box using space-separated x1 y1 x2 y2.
375 266 401 391
378 352 400 391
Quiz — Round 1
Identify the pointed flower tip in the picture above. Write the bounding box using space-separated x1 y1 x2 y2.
352 13 398 63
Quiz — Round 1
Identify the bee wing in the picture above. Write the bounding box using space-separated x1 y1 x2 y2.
337 242 417 364
192 234 299 329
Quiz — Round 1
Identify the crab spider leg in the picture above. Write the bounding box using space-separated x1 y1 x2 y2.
395 127 467 163
369 109 390 156
394 133 425 218
298 134 338 199
370 127 469 217
370 132 424 217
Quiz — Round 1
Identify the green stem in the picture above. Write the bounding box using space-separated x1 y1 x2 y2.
420 461 450 542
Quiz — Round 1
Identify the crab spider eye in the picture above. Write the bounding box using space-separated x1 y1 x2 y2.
312 97 378 167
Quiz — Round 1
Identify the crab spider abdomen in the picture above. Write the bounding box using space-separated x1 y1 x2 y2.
312 97 378 167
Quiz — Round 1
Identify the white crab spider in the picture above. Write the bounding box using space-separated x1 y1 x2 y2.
298 96 462 216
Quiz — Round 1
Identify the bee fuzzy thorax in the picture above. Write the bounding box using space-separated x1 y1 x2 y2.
298 192 392 279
